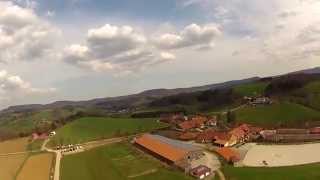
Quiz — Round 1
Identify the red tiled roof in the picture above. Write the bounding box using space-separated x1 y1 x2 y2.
135 134 188 162
215 147 240 162
310 127 320 134
178 116 207 131
196 129 229 141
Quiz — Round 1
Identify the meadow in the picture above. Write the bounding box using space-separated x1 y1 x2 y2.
233 82 269 96
61 142 192 180
49 117 169 145
221 164 320 180
235 102 320 127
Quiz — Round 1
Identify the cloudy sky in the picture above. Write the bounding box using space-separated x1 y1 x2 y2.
0 0 320 109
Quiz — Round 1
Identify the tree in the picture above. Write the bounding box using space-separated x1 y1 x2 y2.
226 111 236 124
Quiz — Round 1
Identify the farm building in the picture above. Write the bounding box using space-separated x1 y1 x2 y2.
261 128 320 142
189 165 212 179
310 127 320 134
196 129 230 144
135 134 203 171
32 133 48 140
215 147 240 164
177 115 216 132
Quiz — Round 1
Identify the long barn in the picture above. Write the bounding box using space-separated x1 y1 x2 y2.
135 134 203 171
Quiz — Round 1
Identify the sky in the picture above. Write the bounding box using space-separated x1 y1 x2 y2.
0 0 320 109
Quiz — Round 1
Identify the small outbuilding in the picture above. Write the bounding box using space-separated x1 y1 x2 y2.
189 165 212 179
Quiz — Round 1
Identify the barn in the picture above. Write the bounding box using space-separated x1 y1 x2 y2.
135 134 203 171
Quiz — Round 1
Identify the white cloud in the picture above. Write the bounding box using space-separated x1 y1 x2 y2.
0 70 56 108
153 24 222 50
0 1 60 63
63 24 183 74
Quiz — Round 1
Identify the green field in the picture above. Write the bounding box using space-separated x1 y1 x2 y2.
221 164 320 180
235 102 320 127
61 143 192 180
49 117 168 145
233 82 268 97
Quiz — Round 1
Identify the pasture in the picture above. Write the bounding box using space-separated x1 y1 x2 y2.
49 117 169 145
16 153 54 180
233 82 268 96
235 102 320 127
60 142 192 180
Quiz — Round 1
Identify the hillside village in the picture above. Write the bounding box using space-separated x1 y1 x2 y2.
3 71 320 180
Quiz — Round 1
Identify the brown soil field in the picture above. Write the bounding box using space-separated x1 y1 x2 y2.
0 154 28 180
17 153 54 180
0 138 29 154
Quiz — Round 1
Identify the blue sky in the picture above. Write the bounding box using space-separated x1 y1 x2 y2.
0 0 320 108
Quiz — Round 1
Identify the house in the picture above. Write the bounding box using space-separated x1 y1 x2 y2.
227 124 251 146
215 147 240 164
249 97 272 105
32 133 48 140
189 165 212 179
310 127 320 134
196 129 230 144
206 116 217 126
177 115 207 131
135 134 203 171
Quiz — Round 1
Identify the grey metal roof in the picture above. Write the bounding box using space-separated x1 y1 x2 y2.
147 134 201 152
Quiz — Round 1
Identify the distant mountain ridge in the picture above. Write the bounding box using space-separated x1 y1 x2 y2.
1 66 319 114
0 77 259 114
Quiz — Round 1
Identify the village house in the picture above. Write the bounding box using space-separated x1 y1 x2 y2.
176 115 217 132
215 147 240 164
189 165 212 179
32 133 48 140
135 134 204 172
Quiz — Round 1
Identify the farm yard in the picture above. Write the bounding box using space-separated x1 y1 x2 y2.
16 153 54 180
60 142 192 180
242 143 320 167
220 163 320 180
48 117 169 146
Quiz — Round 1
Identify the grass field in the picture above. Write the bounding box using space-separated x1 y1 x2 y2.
233 82 268 97
235 102 320 127
0 138 30 180
49 117 169 145
221 164 320 180
61 142 192 180
17 153 53 180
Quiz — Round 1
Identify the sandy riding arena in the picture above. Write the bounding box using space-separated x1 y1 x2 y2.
243 143 320 167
